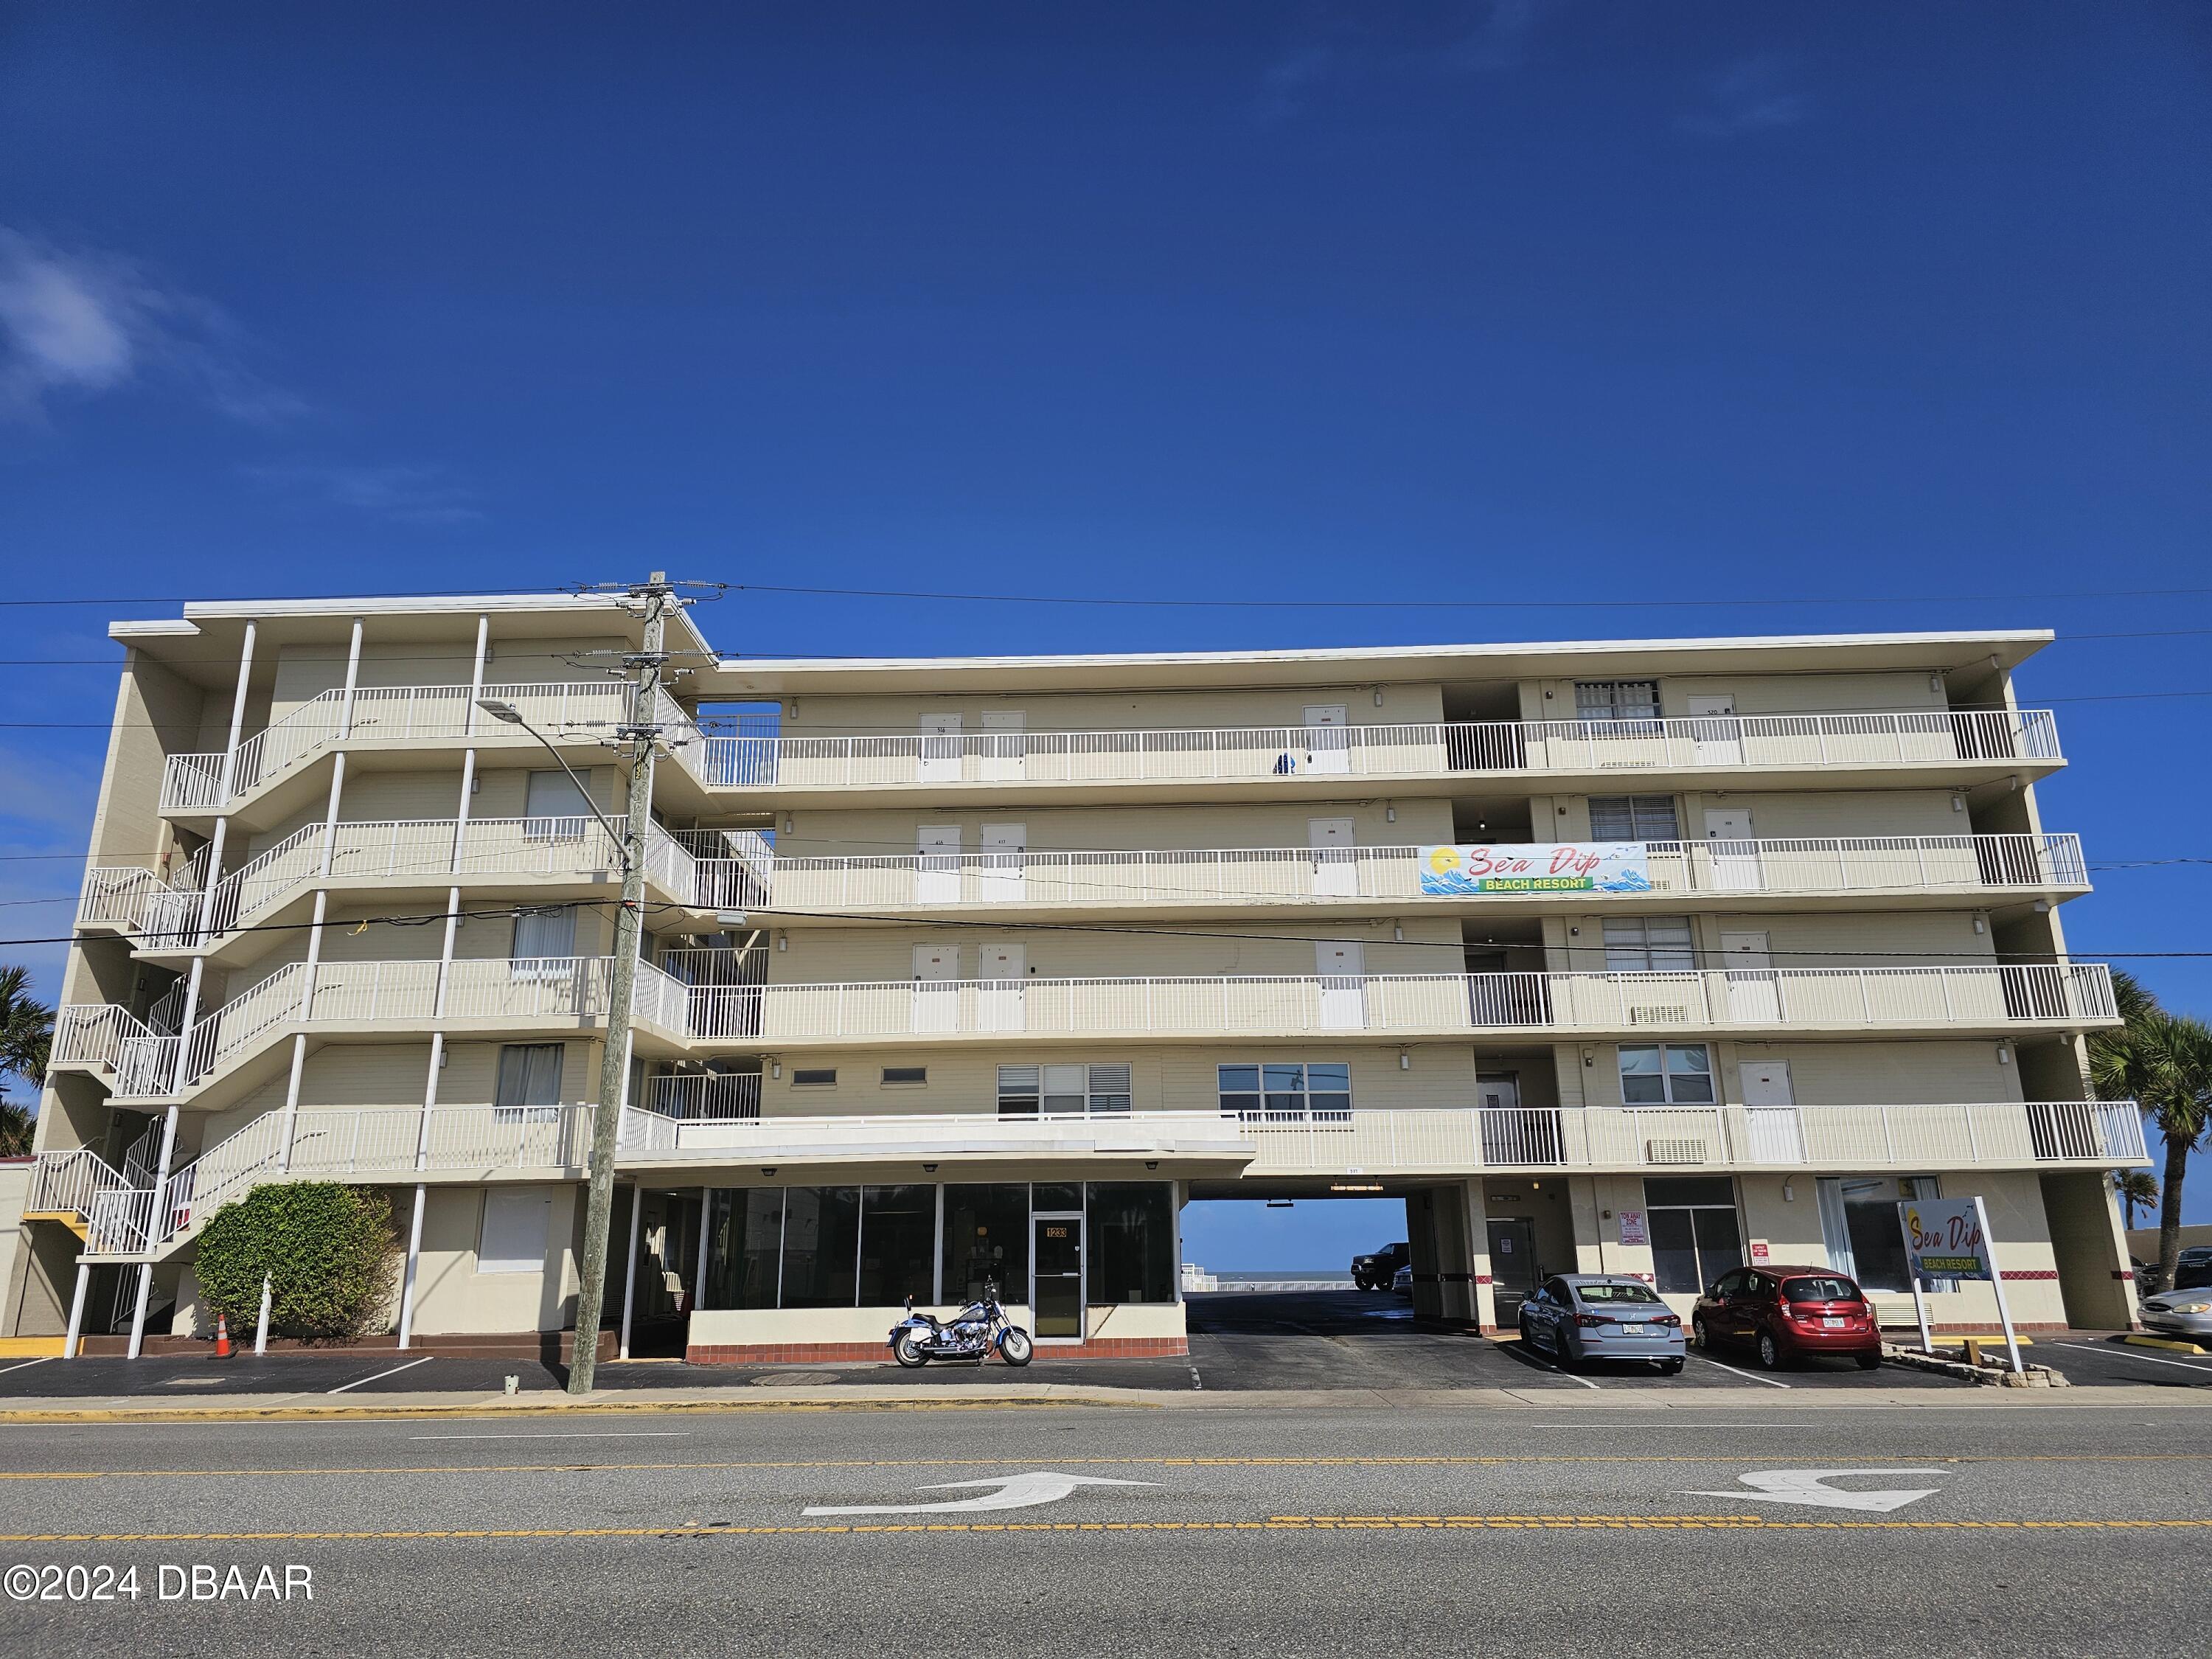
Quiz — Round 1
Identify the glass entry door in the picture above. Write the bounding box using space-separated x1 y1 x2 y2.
1032 1214 1084 1339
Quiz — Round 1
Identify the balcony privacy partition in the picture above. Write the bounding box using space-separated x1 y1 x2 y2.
698 708 2062 790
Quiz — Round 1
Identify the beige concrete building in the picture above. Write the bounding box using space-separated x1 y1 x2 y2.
4 594 2148 1361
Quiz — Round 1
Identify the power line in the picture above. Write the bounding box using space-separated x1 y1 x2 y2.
714 581 2212 612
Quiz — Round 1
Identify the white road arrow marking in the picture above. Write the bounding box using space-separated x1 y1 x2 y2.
803 1471 1158 1517
1682 1468 1944 1513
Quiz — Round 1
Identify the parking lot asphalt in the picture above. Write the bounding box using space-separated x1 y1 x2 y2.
4 1293 2199 1401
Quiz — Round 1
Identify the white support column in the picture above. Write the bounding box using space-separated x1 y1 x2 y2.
337 617 364 739
126 1102 183 1357
618 1187 642 1360
276 1034 309 1173
396 1185 428 1351
63 1263 89 1359
466 615 490 733
215 620 257 804
692 1186 712 1314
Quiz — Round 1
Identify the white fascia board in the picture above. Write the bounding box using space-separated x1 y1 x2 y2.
704 629 2055 693
108 619 202 639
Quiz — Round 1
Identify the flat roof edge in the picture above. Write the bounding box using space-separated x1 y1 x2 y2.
706 629 2056 676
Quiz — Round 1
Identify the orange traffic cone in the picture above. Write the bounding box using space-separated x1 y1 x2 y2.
215 1312 231 1358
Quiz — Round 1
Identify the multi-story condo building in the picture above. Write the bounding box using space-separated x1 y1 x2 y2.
2 592 2146 1364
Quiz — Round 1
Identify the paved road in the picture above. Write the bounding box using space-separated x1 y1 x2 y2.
8 1291 2186 1399
1 1394 2207 1656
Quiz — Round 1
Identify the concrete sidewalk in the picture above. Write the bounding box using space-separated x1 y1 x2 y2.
3 1380 2205 1421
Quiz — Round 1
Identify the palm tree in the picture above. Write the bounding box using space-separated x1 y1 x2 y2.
2115 1169 2160 1231
0 966 52 1157
2090 970 2212 1290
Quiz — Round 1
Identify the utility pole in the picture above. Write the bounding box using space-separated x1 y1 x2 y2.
568 571 672 1394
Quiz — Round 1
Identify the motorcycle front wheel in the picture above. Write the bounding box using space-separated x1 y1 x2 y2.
998 1328 1034 1367
892 1332 930 1368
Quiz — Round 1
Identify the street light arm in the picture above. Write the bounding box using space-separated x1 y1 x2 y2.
476 699 634 870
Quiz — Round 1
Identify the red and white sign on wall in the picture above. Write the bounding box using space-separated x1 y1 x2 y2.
1616 1210 1646 1246
1749 1239 1770 1264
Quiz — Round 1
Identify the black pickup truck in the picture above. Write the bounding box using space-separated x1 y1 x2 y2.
1352 1241 1411 1291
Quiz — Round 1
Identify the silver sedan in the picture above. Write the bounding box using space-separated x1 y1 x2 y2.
1518 1273 1686 1373
2137 1290 2212 1346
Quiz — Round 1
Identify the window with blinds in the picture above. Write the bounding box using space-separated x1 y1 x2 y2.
1216 1062 1353 1123
1587 795 1680 841
1602 916 1696 973
1574 681 1661 724
997 1064 1133 1118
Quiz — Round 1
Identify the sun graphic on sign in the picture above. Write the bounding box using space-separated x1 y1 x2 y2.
1427 846 1463 877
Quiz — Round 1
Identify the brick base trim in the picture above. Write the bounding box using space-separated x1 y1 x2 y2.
687 1335 1189 1364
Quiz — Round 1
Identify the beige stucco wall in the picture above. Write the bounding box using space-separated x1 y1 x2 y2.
779 684 1449 741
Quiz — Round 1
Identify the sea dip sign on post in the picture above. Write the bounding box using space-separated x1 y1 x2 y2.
1899 1195 2021 1372
1419 843 1652 896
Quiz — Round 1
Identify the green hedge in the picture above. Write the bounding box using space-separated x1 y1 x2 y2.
192 1183 400 1343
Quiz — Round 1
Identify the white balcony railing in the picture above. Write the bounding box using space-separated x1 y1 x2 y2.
157 678 675 813
641 1071 764 1120
81 817 748 950
612 1099 2144 1175
51 956 2118 1105
1237 1099 2146 1175
702 963 2118 1046
698 708 2062 791
763 832 2089 913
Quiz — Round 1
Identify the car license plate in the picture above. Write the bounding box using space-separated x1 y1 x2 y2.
1822 1316 1846 1328
1617 1324 1648 1336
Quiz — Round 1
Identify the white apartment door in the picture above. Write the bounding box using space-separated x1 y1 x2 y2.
919 712 964 782
911 942 960 1034
980 822 1027 904
1688 695 1742 767
1304 704 1351 775
1317 939 1367 1030
916 824 962 906
980 711 1026 782
1740 1057 1806 1164
1703 806 1761 892
1308 817 1357 898
978 942 1026 1032
1722 930 1781 1024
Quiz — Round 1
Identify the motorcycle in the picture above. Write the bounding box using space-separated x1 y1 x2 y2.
888 1281 1034 1368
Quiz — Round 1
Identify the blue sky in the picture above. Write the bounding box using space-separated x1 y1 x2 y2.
1 4 2206 1251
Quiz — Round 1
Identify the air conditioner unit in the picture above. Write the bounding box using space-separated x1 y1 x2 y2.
1646 1139 1707 1166
1630 1006 1691 1025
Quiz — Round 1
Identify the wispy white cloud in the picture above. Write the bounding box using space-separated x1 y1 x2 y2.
243 462 487 526
1256 1 1562 121
0 226 305 425
1679 55 1814 138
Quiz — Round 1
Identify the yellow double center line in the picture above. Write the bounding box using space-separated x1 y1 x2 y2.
4 1451 2206 1483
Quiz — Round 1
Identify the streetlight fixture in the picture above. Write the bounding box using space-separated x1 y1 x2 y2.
476 698 630 869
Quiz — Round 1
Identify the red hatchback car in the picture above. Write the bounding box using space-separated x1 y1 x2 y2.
1691 1265 1883 1371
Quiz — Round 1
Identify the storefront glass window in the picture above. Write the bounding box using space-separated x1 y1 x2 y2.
858 1185 937 1306
942 1184 1030 1305
1086 1183 1175 1305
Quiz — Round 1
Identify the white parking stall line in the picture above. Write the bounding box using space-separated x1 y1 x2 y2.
1504 1343 1601 1389
1688 1352 1792 1389
326 1356 434 1394
2054 1342 2212 1376
0 1357 55 1377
